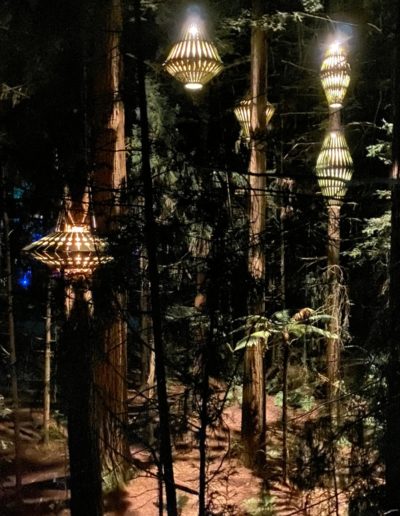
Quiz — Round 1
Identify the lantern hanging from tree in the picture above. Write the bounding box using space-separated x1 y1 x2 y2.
320 42 351 109
234 97 275 141
315 130 353 205
23 192 111 276
163 19 223 90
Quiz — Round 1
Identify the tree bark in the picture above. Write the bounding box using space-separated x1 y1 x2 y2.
43 279 52 445
64 280 103 516
134 1 177 514
282 337 289 484
326 204 341 422
386 1 400 511
89 0 130 486
241 0 267 470
2 170 22 501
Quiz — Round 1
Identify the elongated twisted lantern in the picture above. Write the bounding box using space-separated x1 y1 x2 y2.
234 97 275 141
23 196 111 276
316 130 353 205
163 21 223 90
320 43 350 109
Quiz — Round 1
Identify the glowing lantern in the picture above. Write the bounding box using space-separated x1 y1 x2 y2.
234 98 275 141
315 130 353 205
320 42 350 109
23 196 111 276
163 19 223 90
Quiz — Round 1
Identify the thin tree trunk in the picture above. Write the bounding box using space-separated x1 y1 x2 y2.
140 249 156 444
198 321 209 516
386 1 400 511
241 0 268 470
282 337 289 484
2 169 22 501
134 1 177 514
326 204 341 422
43 279 52 445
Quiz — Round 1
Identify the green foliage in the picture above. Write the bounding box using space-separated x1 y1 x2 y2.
243 493 276 516
366 120 392 165
301 0 323 12
229 309 337 353
346 202 390 269
275 388 316 411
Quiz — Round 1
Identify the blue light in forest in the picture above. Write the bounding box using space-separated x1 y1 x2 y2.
18 269 32 289
32 232 43 242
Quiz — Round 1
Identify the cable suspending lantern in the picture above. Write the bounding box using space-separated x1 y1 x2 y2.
320 42 351 109
315 130 354 205
234 97 275 141
163 20 223 90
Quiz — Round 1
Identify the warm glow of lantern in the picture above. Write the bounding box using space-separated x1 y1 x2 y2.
320 42 350 109
315 130 353 205
234 98 275 140
23 200 112 276
163 19 223 90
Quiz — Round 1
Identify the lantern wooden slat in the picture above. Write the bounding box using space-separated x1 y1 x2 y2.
23 224 112 276
320 43 351 109
234 98 275 140
315 130 353 205
164 23 223 90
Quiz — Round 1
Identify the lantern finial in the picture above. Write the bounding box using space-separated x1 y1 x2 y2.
320 42 350 109
163 17 223 90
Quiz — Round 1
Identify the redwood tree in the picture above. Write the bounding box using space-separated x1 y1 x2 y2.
88 0 130 485
241 0 268 469
386 0 400 510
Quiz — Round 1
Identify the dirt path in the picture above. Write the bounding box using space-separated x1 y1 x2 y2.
0 399 348 515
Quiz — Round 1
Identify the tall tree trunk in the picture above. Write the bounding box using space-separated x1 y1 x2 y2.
282 336 289 484
134 1 177 514
64 280 103 516
2 168 22 501
89 0 130 486
198 321 209 516
326 204 341 422
43 279 52 445
241 0 267 470
140 249 156 444
1 167 22 507
386 1 400 511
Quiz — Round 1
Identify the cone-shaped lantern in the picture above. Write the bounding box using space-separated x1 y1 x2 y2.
234 97 275 140
320 42 350 109
23 191 112 276
163 18 223 90
315 130 353 205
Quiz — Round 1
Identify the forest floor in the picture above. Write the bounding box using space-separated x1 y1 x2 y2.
0 393 350 515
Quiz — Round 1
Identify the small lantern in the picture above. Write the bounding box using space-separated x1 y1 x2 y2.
320 42 350 109
234 97 275 141
23 193 111 276
315 130 353 205
163 19 223 90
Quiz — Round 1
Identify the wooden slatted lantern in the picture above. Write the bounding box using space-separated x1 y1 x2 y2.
315 130 353 205
163 19 223 90
320 42 350 109
234 97 275 141
23 194 111 276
